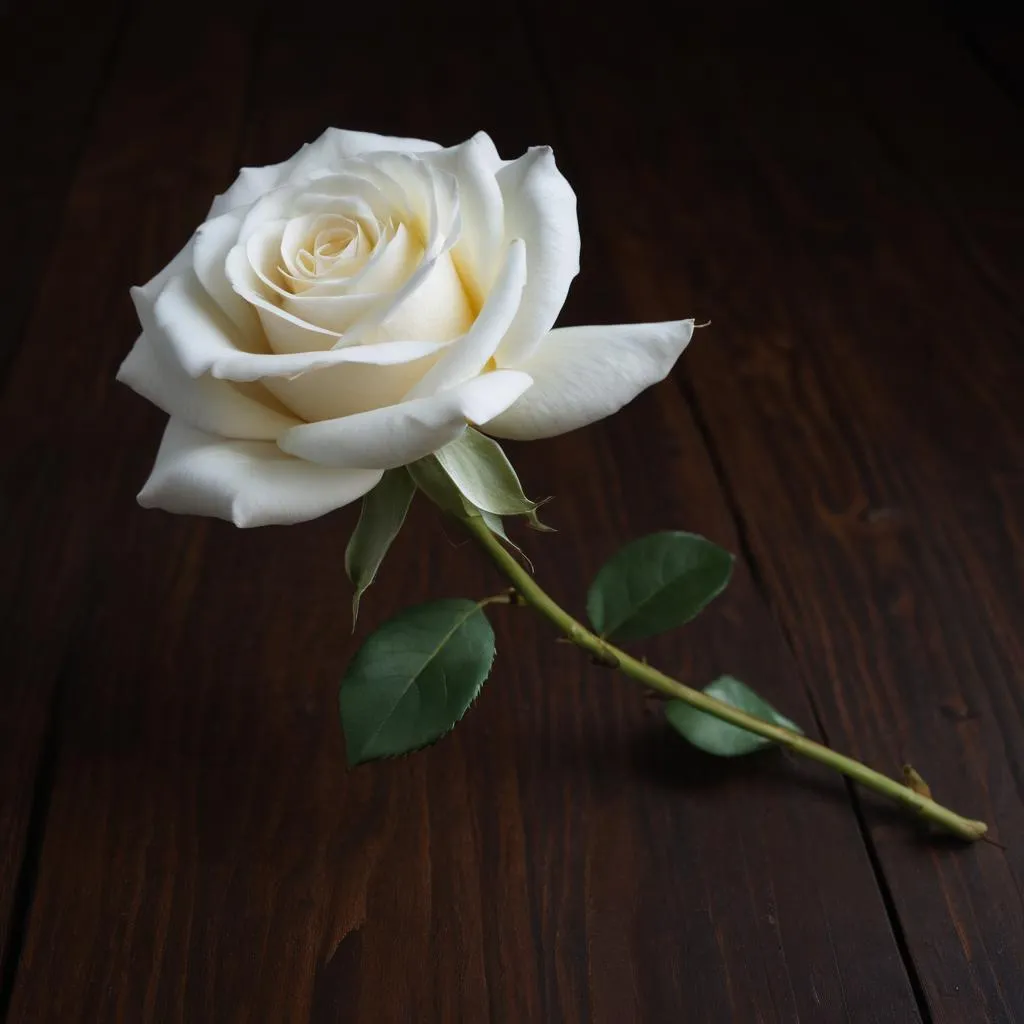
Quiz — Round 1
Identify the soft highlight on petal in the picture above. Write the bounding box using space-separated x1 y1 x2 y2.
138 419 382 527
421 132 505 304
192 212 260 335
487 319 694 440
278 370 533 470
282 128 441 184
208 162 294 219
262 348 441 422
152 269 446 382
118 332 299 440
404 239 526 398
494 147 580 366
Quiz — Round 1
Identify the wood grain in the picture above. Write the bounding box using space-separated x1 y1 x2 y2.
0 0 253 1006
0 0 127 374
0 0 127 986
518 0 1024 1018
3 0 1022 1019
2 0 927 1021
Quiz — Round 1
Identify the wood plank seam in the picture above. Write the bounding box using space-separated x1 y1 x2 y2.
0 1 263 1013
508 0 939 1017
674 370 937 1024
0 0 136 993
0 650 77 1021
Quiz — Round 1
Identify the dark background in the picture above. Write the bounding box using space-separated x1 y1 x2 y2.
2 0 1022 1020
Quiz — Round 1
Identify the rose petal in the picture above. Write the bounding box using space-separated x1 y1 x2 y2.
236 173 394 250
242 220 354 344
279 211 372 283
138 419 382 527
207 158 300 219
404 239 526 398
278 290 385 339
421 131 505 305
346 155 457 257
363 249 473 345
494 147 580 366
323 161 463 347
278 369 533 470
152 271 445 381
209 129 441 219
325 220 419 296
487 320 694 440
192 211 261 335
118 332 299 440
224 240 345 354
282 128 441 184
238 220 430 347
262 349 441 422
331 237 464 348
131 239 194 319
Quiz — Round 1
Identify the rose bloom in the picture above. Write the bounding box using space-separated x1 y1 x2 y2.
119 129 693 526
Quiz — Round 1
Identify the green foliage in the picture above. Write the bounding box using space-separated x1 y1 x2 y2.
665 676 803 757
409 431 549 566
407 456 469 517
586 531 733 642
339 599 496 764
344 469 416 623
433 428 552 530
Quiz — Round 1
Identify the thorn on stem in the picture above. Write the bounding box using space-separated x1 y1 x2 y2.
902 764 932 799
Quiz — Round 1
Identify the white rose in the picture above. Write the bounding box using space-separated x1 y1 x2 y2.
118 129 693 527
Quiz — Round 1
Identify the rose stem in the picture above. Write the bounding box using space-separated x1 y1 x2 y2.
462 515 988 842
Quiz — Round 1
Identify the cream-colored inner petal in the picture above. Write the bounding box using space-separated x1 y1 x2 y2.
228 156 482 424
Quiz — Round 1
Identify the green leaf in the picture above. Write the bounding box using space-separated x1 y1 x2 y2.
409 453 536 569
344 469 416 625
434 428 552 530
408 455 470 517
665 676 803 757
586 531 733 642
340 599 496 765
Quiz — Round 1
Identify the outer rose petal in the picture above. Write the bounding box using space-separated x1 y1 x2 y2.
494 147 580 366
138 419 382 527
487 320 695 440
207 129 441 218
132 239 194 317
283 128 441 185
118 332 300 441
262 350 441 422
278 370 533 470
208 162 295 218
151 271 445 381
420 132 505 303
192 212 261 335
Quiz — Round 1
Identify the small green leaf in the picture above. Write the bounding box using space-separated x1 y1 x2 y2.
340 599 495 764
434 428 552 529
344 469 416 624
408 455 470 517
665 676 803 757
586 531 733 642
409 453 536 569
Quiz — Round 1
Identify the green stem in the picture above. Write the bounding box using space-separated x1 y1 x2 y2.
463 516 988 842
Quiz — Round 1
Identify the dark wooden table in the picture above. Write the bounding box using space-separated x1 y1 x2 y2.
2 0 1022 1019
